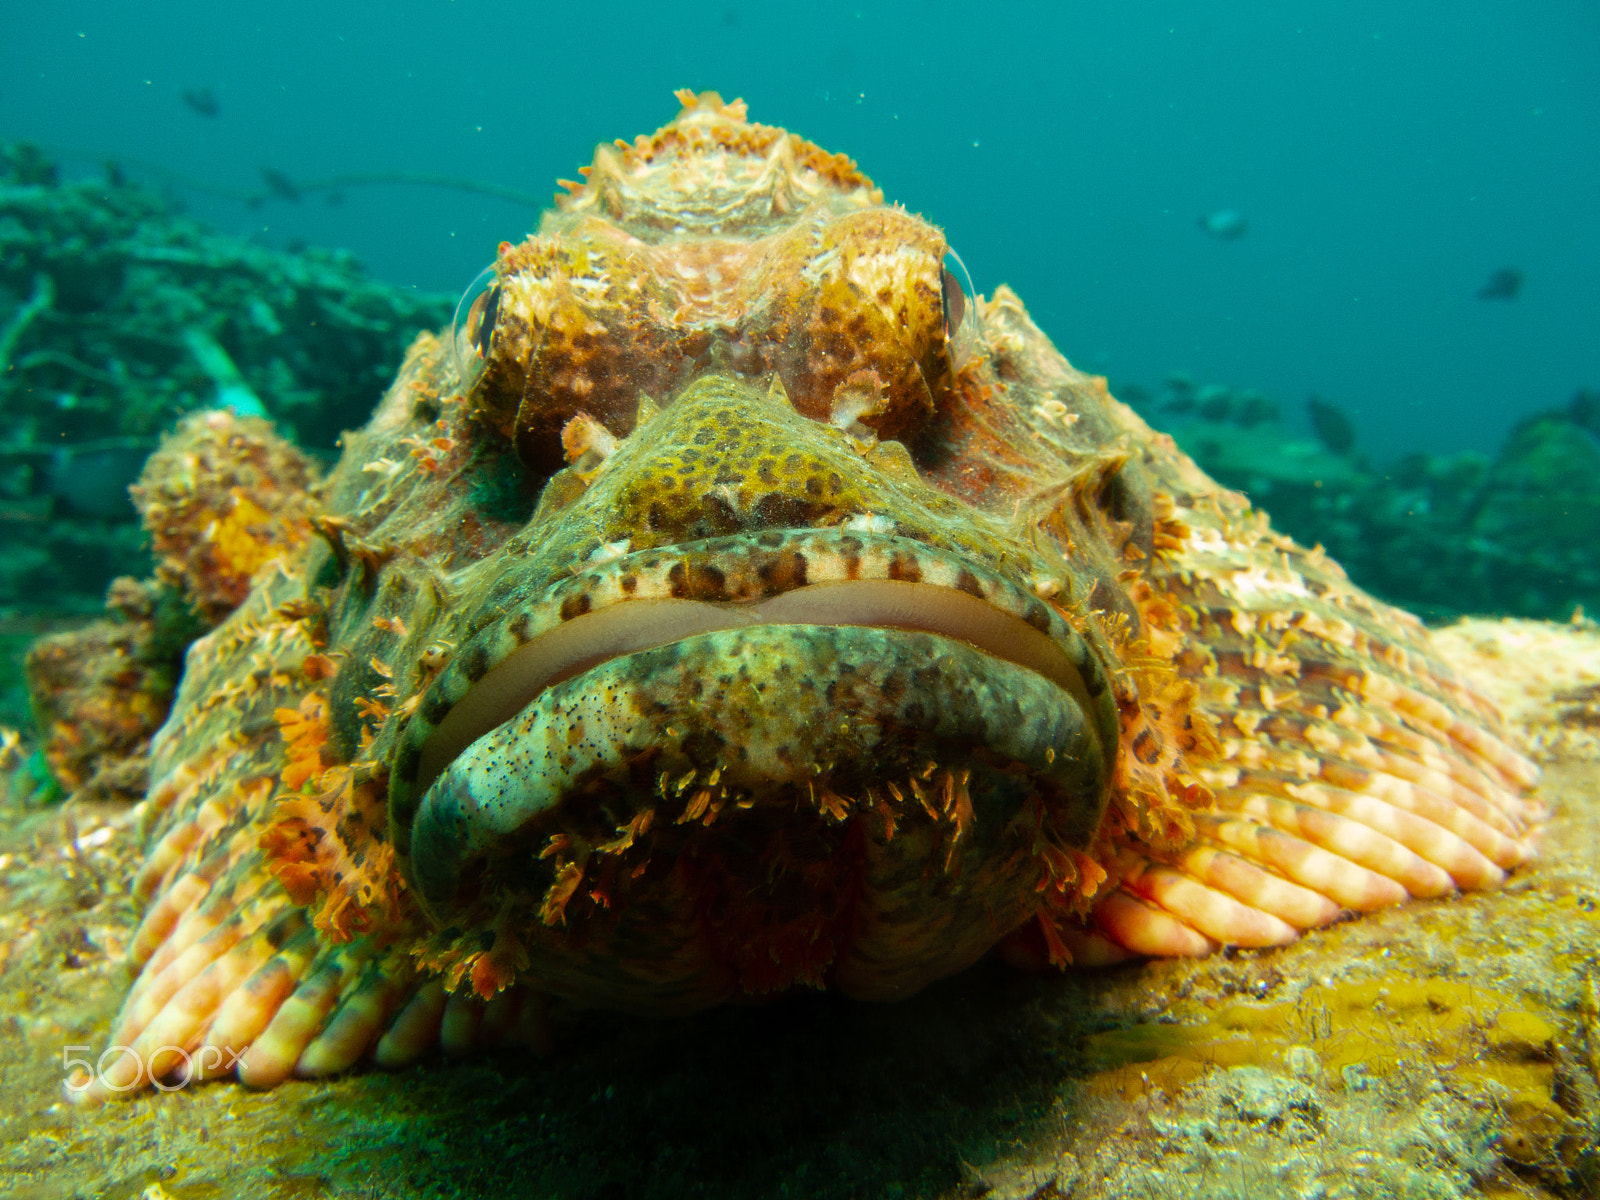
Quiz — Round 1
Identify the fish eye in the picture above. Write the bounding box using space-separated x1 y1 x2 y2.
452 264 501 388
940 267 965 338
940 248 981 368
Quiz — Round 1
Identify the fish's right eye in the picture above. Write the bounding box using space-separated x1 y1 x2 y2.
940 248 981 371
452 265 501 388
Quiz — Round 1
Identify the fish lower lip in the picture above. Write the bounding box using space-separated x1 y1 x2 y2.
409 576 1113 804
407 622 1108 919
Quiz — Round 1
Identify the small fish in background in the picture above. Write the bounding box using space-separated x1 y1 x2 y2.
0 439 154 520
1197 207 1248 241
181 86 219 118
1306 394 1356 456
46 441 153 519
259 167 302 203
1476 267 1523 300
1567 387 1600 436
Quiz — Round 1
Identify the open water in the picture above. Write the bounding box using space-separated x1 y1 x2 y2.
4 0 1597 458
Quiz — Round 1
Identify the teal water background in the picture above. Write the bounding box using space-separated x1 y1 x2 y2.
3 0 1596 459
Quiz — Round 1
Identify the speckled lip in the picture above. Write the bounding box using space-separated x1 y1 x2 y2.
386 529 1120 860
406 620 1111 918
413 579 1104 800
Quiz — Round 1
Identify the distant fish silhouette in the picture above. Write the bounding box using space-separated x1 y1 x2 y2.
181 87 220 118
1477 267 1523 301
0 438 154 520
47 441 152 519
1306 395 1356 456
1197 208 1248 241
260 167 302 203
1568 388 1600 435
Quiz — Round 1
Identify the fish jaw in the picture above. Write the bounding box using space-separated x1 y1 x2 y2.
406 621 1108 1005
385 372 1129 1004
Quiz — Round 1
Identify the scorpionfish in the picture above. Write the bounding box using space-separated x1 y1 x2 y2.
79 91 1542 1099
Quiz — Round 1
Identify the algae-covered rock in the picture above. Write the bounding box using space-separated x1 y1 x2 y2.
0 140 451 615
0 141 452 449
1125 376 1600 624
22 579 180 806
1465 413 1600 616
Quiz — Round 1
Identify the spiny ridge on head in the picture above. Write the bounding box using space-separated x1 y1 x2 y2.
550 89 883 238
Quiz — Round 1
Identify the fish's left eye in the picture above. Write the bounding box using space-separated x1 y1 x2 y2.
940 267 965 339
452 265 501 388
940 248 980 367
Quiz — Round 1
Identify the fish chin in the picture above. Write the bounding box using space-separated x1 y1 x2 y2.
407 620 1108 927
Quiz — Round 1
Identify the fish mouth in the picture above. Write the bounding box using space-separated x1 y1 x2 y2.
389 529 1120 935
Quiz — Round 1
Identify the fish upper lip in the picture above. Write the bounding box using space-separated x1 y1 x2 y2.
388 527 1120 870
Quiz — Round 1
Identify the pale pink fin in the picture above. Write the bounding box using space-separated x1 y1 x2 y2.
1069 488 1546 965
127 871 211 966
373 980 449 1068
230 935 394 1087
1053 925 1137 967
78 902 303 1101
192 923 319 1081
296 950 418 1077
1115 852 1300 947
1327 762 1526 866
1192 813 1409 911
118 855 282 1033
1092 889 1217 958
1158 843 1342 930
441 992 489 1056
1279 778 1504 890
238 959 351 1088
1228 793 1457 898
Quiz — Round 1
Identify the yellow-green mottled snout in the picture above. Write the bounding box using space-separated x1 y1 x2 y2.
384 375 1121 1004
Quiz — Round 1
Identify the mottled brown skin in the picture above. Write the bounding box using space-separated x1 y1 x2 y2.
75 92 1540 1099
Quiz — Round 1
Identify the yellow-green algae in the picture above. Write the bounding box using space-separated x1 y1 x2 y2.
0 618 1597 1200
